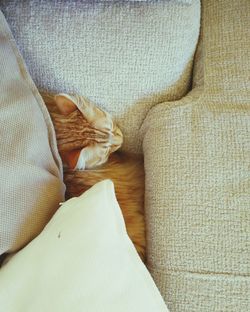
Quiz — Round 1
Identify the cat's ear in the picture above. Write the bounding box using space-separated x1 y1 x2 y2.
54 94 78 115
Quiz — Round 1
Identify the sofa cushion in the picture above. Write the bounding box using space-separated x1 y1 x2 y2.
98 1 192 3
0 11 65 256
1 0 200 152
0 180 169 312
141 0 250 311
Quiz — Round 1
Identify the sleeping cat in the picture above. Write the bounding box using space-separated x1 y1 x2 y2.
41 92 123 170
41 91 146 261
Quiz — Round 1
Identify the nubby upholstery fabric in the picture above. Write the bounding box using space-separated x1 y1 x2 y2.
1 0 248 311
0 11 65 255
141 0 250 311
1 0 200 152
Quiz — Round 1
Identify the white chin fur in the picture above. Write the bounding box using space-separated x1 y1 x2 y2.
74 150 86 170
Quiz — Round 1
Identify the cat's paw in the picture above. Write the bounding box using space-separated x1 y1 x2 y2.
61 149 85 171
75 150 86 170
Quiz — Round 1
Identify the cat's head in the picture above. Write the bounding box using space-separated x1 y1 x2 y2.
53 93 123 170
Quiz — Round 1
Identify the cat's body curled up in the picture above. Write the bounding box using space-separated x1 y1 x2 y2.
41 91 146 261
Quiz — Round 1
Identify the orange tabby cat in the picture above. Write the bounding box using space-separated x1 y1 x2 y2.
41 91 146 261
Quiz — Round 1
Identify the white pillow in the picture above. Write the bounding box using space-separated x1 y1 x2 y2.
0 180 168 312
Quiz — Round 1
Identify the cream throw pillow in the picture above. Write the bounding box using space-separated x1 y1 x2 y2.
0 180 168 312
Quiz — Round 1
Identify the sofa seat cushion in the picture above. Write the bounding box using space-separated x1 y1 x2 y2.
1 0 200 152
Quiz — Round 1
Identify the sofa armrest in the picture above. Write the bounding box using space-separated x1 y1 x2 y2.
140 1 250 310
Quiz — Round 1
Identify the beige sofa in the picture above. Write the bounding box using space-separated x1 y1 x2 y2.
1 0 249 311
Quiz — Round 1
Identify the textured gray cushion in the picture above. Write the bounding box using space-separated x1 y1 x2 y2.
141 0 250 310
0 11 65 256
1 0 200 152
